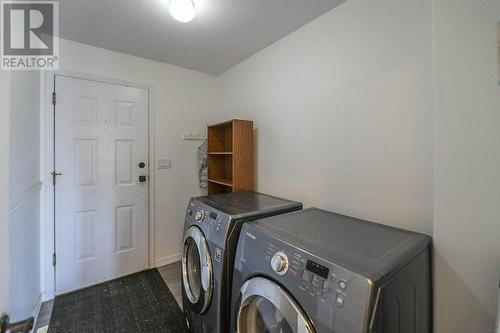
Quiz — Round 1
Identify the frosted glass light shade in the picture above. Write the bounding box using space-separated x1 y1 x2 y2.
169 0 195 23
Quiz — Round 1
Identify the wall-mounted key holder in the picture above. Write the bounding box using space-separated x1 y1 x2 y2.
183 131 207 140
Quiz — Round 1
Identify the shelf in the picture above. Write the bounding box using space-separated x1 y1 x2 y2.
208 122 233 152
208 178 233 187
208 119 233 128
207 119 253 194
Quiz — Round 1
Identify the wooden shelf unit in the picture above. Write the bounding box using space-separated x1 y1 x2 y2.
207 119 253 194
208 152 233 155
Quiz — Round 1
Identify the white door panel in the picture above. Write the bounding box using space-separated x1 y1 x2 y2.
55 76 148 294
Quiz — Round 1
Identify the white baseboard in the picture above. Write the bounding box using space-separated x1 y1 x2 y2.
155 253 181 267
40 290 53 303
36 326 49 333
32 293 43 329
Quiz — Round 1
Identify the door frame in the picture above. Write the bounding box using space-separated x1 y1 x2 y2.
41 71 156 300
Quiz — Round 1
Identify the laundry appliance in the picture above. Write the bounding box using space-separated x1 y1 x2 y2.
182 192 302 333
231 208 432 333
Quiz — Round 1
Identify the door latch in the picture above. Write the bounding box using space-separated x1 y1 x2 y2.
139 175 147 183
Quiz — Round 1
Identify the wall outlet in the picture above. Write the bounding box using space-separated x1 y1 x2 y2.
157 159 172 169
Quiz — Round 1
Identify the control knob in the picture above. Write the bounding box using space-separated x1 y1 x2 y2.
195 210 204 222
271 252 289 275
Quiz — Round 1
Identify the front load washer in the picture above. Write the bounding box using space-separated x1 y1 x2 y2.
182 192 302 333
231 208 432 333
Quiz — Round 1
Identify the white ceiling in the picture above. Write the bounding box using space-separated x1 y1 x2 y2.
59 0 346 75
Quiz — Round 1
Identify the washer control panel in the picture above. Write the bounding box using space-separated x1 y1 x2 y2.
185 200 228 247
187 202 223 232
264 241 362 308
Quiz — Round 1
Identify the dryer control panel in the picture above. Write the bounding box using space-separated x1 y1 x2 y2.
241 225 372 333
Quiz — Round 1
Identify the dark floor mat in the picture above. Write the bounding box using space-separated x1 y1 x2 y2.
48 269 188 333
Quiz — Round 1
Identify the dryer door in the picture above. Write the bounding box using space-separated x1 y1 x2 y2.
236 277 316 333
182 225 213 314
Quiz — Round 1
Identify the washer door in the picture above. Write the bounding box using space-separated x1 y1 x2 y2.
182 226 213 314
237 277 316 333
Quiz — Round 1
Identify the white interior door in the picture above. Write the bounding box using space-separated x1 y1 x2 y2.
54 76 149 294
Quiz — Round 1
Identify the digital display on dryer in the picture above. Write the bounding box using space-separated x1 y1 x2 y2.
209 211 218 220
306 260 329 279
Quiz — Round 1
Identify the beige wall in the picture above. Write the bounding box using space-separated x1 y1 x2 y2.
497 21 500 83
3 1 498 330
0 72 11 316
41 39 220 298
9 71 42 321
433 1 500 332
218 0 434 235
56 39 220 263
217 0 500 331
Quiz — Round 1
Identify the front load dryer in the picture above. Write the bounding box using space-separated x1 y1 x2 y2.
231 208 432 333
181 192 302 333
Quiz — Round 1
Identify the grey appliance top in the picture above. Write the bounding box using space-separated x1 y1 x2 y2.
194 192 302 220
250 208 431 282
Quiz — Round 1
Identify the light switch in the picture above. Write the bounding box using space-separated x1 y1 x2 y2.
157 159 172 169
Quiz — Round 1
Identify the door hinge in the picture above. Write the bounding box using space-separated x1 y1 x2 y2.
52 253 56 266
52 92 56 106
51 171 63 186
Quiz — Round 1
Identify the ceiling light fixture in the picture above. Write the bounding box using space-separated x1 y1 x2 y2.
169 0 196 23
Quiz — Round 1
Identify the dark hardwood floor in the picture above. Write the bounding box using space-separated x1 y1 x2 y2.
158 261 182 306
34 261 182 332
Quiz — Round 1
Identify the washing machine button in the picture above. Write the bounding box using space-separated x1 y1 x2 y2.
195 210 205 222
